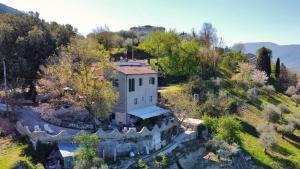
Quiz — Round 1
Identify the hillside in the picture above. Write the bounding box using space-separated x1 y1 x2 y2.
244 42 300 73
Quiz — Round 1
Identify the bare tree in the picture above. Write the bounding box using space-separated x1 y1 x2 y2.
161 90 200 125
199 22 218 48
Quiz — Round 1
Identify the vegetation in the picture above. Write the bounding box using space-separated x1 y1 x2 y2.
256 47 272 76
39 37 118 131
73 132 108 169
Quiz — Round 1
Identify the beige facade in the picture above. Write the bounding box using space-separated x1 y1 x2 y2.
113 62 158 124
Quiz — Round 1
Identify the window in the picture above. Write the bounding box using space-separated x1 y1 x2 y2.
149 77 155 85
134 98 138 105
113 79 119 87
142 97 144 101
150 96 153 102
129 78 135 92
139 78 143 86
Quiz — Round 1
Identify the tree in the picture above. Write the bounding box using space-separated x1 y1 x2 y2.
237 62 254 82
258 124 276 154
256 47 272 77
199 22 218 48
276 124 293 138
73 132 108 169
220 52 247 72
215 116 241 144
285 86 297 96
39 37 118 131
251 69 268 86
275 58 280 78
263 104 281 123
161 90 199 125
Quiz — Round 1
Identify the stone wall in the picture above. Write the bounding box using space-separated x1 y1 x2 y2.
16 120 177 143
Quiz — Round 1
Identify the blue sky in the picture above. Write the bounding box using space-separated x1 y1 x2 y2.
2 0 300 46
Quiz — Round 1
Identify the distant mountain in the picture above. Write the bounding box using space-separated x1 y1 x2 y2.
244 42 300 73
0 3 21 14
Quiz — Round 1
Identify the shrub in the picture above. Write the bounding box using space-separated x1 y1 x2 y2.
262 85 275 93
154 155 169 169
276 124 293 136
215 116 241 144
136 159 148 169
247 87 259 101
285 86 297 96
291 94 300 104
278 104 291 114
286 115 300 131
258 124 276 152
202 114 218 134
263 104 281 123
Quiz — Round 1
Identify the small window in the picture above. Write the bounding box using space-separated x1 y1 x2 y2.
139 78 143 86
149 77 155 85
142 97 144 101
134 98 138 105
129 78 135 92
150 96 153 102
113 79 119 87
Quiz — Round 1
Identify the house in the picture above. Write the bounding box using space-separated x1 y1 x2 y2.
113 60 170 125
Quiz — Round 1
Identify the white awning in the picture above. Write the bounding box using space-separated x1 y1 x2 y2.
128 105 170 119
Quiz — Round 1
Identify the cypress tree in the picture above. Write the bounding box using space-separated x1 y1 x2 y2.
275 58 280 78
256 47 272 76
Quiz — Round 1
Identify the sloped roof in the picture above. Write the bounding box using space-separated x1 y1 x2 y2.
115 61 156 75
115 66 156 75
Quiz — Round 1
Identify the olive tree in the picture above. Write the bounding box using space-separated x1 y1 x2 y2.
39 37 118 131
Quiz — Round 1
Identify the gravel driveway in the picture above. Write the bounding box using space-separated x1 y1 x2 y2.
16 106 79 135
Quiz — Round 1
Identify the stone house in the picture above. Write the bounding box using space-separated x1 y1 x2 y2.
113 61 170 125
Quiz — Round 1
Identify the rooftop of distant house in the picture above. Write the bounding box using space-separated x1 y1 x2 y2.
115 60 157 75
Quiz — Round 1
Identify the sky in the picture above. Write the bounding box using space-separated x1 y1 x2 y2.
1 0 300 46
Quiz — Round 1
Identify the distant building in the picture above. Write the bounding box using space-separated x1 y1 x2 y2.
130 25 165 33
113 61 169 125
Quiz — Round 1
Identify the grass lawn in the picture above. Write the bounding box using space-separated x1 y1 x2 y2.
0 137 35 169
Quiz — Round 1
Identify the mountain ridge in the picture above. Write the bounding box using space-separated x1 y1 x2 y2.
243 42 300 73
0 3 21 14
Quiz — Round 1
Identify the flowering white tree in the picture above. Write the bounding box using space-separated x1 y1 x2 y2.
251 69 268 86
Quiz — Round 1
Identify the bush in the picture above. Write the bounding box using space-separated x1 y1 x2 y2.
258 124 276 152
135 159 148 169
276 124 293 136
262 85 275 93
278 104 291 114
285 86 297 96
286 115 300 131
215 116 241 144
202 114 218 134
263 104 281 123
247 87 259 101
291 94 300 104
154 155 169 169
